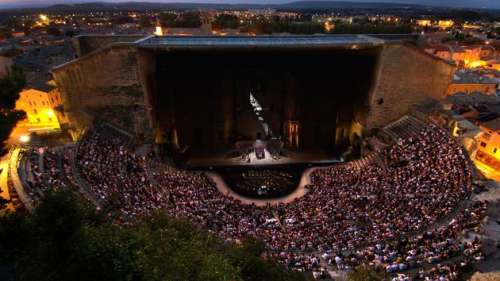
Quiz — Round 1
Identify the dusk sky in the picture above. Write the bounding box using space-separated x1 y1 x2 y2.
0 0 499 9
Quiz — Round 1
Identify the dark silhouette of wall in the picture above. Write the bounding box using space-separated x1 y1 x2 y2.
150 47 379 151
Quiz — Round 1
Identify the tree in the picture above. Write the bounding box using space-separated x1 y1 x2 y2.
65 29 77 37
138 15 153 28
212 14 240 30
159 11 202 28
0 197 9 212
46 26 61 37
158 12 178 27
178 12 202 28
0 28 13 40
0 191 306 281
347 265 387 281
0 65 26 156
111 15 134 25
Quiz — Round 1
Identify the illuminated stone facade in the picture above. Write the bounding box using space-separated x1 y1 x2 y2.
15 87 67 132
52 35 456 146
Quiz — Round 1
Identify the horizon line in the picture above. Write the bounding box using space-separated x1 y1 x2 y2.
0 0 498 12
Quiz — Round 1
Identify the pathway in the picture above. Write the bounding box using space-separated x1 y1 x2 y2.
8 148 33 210
68 143 101 207
0 157 14 214
473 181 500 274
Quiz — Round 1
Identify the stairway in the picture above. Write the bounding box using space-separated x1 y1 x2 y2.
350 151 382 171
383 115 427 141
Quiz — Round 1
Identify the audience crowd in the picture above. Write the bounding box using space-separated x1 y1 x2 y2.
20 123 486 280
23 146 75 202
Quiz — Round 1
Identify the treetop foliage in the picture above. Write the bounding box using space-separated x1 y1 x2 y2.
0 65 26 157
0 191 305 281
159 12 202 28
347 265 388 281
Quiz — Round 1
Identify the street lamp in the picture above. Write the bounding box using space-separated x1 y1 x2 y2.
19 135 30 143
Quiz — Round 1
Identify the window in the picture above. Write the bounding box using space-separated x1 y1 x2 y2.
494 148 498 154
480 142 487 148
34 109 38 114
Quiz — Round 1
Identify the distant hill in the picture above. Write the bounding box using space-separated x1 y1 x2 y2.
278 1 425 9
2 1 433 12
0 0 499 13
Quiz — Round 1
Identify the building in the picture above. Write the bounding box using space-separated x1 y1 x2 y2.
425 44 490 68
438 20 454 30
447 71 498 96
450 45 482 67
14 82 67 134
475 117 500 179
425 44 453 62
443 100 500 180
416 19 432 27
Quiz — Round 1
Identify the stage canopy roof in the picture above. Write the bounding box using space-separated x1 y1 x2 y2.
137 35 385 50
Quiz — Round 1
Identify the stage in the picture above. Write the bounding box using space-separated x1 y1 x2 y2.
185 149 341 168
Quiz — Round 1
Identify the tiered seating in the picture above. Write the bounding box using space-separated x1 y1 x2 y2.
384 115 427 141
23 149 45 202
19 147 78 205
349 151 384 171
76 125 152 216
7 171 24 211
66 121 480 280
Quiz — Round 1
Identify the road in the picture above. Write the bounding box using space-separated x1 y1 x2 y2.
0 155 14 213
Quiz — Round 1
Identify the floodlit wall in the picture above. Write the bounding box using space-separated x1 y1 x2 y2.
53 36 456 143
367 44 456 129
52 44 152 141
447 83 497 96
16 89 61 130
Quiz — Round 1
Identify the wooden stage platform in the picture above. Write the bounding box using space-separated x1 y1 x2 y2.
185 149 341 168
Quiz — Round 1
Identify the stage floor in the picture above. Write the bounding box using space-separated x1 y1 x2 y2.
186 149 341 168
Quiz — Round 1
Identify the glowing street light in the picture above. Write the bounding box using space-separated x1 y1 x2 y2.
47 109 55 118
324 21 335 32
19 135 30 143
154 26 163 36
38 14 50 26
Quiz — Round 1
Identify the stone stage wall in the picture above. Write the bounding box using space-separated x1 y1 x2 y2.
52 43 152 141
52 36 455 143
368 44 456 129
